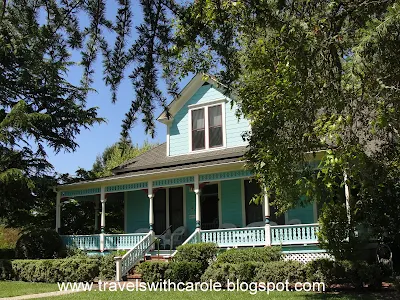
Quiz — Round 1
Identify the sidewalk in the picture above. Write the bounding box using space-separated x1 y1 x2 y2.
0 289 83 300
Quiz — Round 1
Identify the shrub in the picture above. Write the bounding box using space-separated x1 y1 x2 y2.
0 260 12 280
174 243 218 271
10 258 99 282
201 261 263 285
0 249 15 259
254 260 306 283
201 263 233 286
165 261 202 283
216 247 282 264
136 261 169 282
98 254 117 280
15 229 64 259
304 258 382 289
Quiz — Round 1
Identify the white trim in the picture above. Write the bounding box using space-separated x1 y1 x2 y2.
124 192 127 233
166 188 170 228
218 181 222 227
188 102 226 153
187 98 227 109
241 179 246 227
59 160 245 189
166 124 170 156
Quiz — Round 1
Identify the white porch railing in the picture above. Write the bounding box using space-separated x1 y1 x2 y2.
115 232 153 281
200 227 266 247
271 223 319 245
104 233 147 250
61 234 100 250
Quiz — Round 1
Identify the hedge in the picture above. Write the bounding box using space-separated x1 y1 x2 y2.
254 260 306 283
201 262 263 285
165 261 203 283
136 261 169 282
215 247 282 264
173 243 218 271
0 254 117 283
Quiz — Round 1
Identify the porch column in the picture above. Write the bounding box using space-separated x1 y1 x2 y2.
194 175 201 230
264 188 271 246
94 197 100 232
55 191 61 232
100 187 107 252
100 187 107 233
148 181 155 232
343 171 351 224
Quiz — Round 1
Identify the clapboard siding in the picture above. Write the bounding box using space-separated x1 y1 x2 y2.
169 85 248 156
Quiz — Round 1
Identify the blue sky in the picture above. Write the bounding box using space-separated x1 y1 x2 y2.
44 4 191 175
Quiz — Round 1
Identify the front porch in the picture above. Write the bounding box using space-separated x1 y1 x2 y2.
61 223 320 251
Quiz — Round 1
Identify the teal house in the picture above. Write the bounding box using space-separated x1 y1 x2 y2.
57 74 330 280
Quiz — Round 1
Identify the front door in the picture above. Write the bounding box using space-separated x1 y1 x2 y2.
201 184 219 230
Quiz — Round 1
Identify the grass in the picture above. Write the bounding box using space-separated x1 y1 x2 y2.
0 281 59 298
40 290 400 300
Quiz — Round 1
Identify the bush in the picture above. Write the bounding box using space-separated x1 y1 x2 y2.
216 247 282 264
201 262 263 285
254 260 306 283
98 254 117 280
304 258 382 289
0 260 12 280
0 226 20 249
136 261 169 283
165 261 202 283
174 243 218 271
15 229 64 259
10 258 99 282
0 249 15 259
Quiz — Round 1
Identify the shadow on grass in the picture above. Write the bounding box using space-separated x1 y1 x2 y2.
303 290 399 300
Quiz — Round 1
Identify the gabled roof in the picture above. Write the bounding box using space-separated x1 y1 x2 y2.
157 73 226 124
113 143 246 175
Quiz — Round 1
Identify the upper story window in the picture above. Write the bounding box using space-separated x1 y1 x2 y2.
190 102 225 151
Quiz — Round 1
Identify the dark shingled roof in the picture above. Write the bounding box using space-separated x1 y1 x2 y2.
113 143 247 175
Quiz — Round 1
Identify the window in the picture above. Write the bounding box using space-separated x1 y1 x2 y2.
191 108 205 150
190 103 224 151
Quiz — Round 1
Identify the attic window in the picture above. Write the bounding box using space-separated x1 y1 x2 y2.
190 103 225 151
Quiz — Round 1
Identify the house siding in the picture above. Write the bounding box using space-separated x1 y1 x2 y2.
221 179 243 226
169 85 249 156
126 190 149 233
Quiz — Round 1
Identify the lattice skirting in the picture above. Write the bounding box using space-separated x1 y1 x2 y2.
283 252 333 264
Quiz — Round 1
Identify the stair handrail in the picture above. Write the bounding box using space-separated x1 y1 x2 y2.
115 231 152 281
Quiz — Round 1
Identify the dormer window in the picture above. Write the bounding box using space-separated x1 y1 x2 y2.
189 100 226 151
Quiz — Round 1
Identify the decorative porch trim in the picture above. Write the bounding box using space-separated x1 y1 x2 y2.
61 188 101 198
153 176 194 187
105 182 148 193
200 170 253 182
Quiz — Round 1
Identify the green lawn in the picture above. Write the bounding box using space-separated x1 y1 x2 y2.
41 290 399 300
0 281 59 298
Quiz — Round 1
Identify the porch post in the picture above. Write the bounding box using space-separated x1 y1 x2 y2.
94 197 100 232
100 186 106 252
264 188 271 246
148 181 155 248
55 191 61 232
343 171 351 224
194 175 201 231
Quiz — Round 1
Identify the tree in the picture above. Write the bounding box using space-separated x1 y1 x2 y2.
165 0 400 260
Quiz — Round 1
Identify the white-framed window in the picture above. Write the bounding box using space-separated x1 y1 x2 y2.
189 100 226 152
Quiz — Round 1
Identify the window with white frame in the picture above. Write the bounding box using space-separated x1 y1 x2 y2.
191 103 224 151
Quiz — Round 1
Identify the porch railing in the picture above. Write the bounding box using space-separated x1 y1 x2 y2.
271 223 319 245
61 234 100 250
200 227 266 247
104 233 147 250
115 232 153 281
